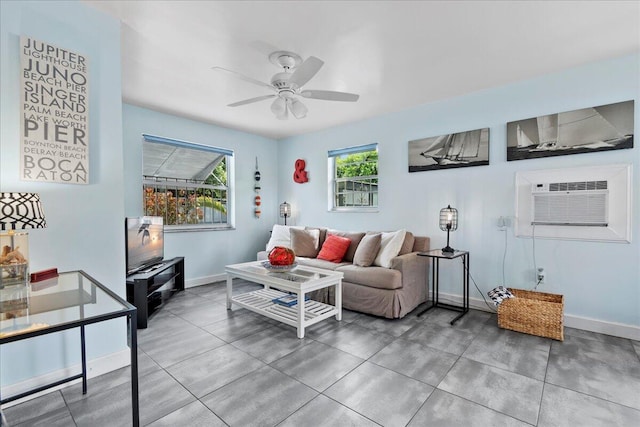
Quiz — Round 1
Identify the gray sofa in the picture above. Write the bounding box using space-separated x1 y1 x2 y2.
258 228 430 319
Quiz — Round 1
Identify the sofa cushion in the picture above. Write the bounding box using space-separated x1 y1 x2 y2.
291 228 320 257
336 264 403 290
266 224 304 251
398 231 415 255
306 226 327 248
317 234 352 263
353 233 382 267
374 230 407 268
327 230 366 262
297 257 348 270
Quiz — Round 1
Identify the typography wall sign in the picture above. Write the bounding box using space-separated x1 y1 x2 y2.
20 36 89 184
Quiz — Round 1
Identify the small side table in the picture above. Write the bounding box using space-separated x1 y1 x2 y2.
416 249 469 325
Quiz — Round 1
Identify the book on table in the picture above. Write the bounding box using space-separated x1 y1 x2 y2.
272 294 310 307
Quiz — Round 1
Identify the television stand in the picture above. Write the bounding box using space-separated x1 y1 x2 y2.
126 257 184 329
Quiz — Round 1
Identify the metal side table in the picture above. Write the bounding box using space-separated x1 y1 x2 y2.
416 249 469 325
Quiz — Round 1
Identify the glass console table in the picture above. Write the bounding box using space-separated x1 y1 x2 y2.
0 270 139 426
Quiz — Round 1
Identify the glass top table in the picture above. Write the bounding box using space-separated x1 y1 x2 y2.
0 271 139 426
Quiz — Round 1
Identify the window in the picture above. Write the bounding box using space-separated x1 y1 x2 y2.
328 143 378 211
142 134 234 230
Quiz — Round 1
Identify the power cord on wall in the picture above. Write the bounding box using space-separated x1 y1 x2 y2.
531 224 542 291
461 257 497 313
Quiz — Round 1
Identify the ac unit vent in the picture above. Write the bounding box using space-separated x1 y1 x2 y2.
531 181 608 226
548 181 607 192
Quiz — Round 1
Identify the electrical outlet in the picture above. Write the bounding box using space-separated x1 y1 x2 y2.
537 267 545 284
498 216 511 229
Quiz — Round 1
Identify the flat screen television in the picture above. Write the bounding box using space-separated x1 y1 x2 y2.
125 216 164 275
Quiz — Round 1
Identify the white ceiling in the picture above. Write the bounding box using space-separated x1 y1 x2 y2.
84 1 639 140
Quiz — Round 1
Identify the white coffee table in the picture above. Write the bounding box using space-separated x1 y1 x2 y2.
225 261 343 338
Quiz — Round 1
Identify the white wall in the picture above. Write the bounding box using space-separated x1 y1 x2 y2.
122 104 279 284
1 1 126 386
278 54 640 331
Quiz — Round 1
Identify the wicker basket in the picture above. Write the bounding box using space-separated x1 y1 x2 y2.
497 288 564 341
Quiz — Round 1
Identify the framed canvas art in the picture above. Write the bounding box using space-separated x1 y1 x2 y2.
408 128 489 172
506 100 634 161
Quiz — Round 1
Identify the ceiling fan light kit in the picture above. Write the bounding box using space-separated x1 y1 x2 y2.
213 50 359 120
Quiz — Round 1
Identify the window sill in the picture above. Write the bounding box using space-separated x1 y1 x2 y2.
165 225 235 233
329 208 379 213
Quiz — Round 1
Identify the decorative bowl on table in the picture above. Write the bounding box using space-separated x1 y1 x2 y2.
261 260 298 272
268 246 296 265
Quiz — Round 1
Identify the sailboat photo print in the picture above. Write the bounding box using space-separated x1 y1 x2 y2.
507 100 634 161
408 128 490 172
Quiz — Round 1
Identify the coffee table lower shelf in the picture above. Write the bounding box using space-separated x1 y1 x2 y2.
232 288 337 337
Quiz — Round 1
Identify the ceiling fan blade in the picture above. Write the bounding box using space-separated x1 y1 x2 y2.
212 66 274 91
288 56 324 88
300 90 359 102
227 94 275 107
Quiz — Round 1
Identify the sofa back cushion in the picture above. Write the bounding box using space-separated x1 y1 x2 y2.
305 227 327 248
398 231 415 255
327 230 366 262
353 233 382 267
291 228 321 257
317 234 352 263
412 236 430 252
266 224 304 251
374 230 407 268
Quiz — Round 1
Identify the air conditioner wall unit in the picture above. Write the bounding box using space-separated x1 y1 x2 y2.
515 164 631 243
531 180 608 226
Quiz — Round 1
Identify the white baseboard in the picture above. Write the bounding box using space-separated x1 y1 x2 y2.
185 274 225 289
1 348 131 408
438 292 640 341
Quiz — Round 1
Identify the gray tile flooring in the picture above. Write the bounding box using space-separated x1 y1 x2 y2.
3 280 640 426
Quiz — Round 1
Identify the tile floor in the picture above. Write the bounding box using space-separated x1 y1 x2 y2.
3 280 640 426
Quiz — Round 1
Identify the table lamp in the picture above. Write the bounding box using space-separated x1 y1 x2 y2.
439 204 458 253
0 193 47 286
279 201 292 225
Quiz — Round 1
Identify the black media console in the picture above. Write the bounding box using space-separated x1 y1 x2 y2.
126 256 184 328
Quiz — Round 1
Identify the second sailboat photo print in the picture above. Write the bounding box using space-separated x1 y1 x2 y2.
506 100 634 161
408 128 490 172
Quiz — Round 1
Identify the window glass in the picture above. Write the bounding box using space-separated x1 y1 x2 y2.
328 143 378 210
142 134 233 230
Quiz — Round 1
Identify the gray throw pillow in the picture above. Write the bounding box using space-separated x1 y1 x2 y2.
327 230 366 262
353 233 382 267
290 228 320 257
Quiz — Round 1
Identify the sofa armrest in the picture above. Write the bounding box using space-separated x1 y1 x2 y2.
390 252 429 298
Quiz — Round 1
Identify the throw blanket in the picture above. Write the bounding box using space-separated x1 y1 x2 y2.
487 286 515 306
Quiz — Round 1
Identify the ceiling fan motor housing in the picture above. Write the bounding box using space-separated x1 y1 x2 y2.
271 72 294 90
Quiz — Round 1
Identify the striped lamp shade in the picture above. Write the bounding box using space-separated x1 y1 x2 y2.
0 193 47 230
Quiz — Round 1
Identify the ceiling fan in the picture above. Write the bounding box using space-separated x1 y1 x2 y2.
213 51 359 120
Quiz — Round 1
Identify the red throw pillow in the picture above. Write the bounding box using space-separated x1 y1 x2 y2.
317 234 352 263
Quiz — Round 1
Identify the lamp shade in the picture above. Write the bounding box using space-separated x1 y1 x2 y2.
280 201 292 218
289 98 308 119
271 97 288 120
439 205 458 231
0 193 47 230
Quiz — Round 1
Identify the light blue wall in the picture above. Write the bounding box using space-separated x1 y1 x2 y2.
1 0 638 391
1 1 126 386
122 104 279 281
278 54 640 327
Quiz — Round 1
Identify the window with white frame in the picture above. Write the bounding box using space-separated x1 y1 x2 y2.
328 143 378 210
142 134 234 230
